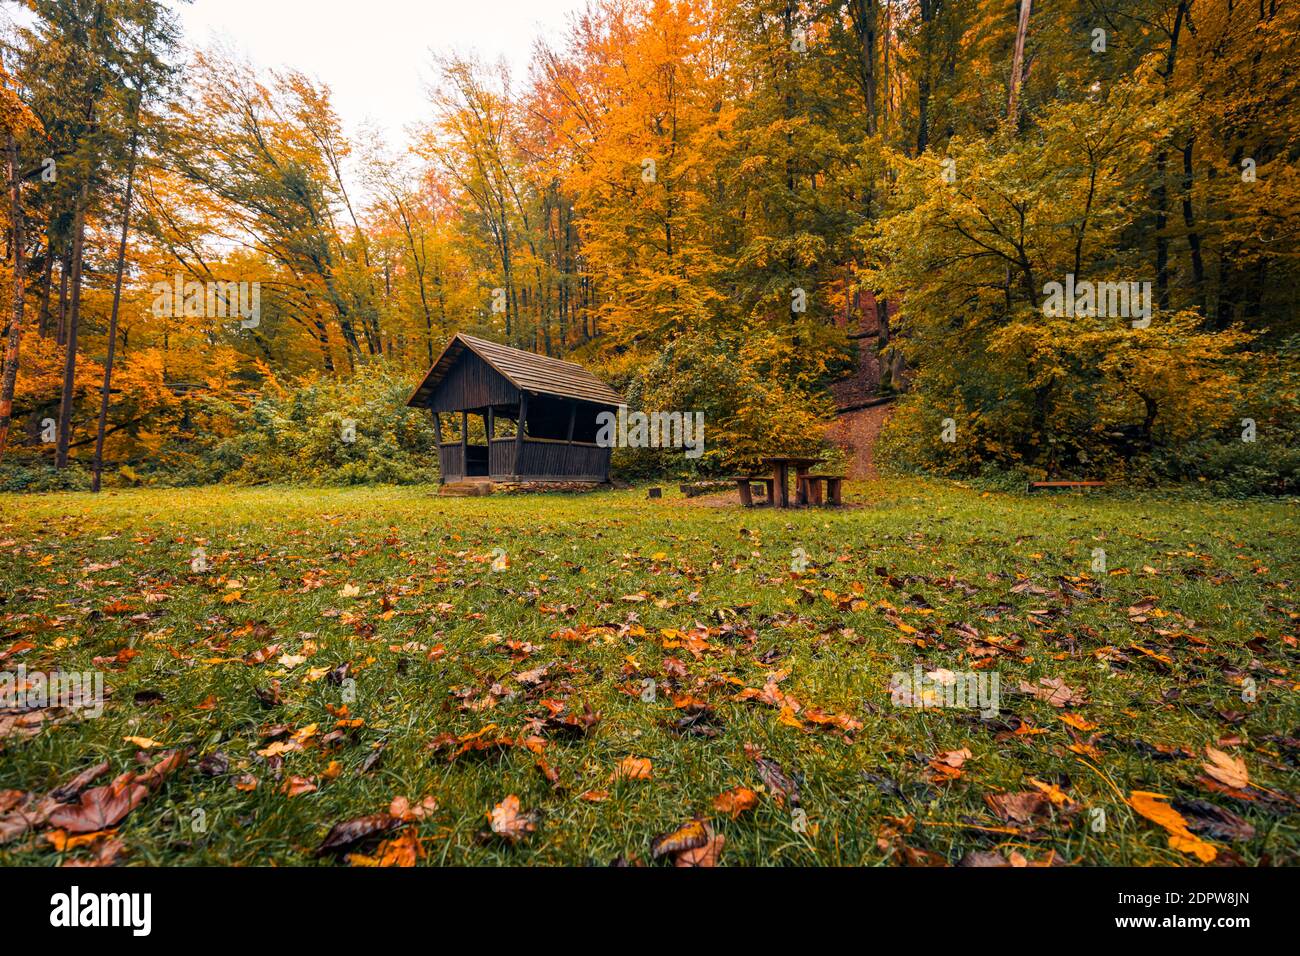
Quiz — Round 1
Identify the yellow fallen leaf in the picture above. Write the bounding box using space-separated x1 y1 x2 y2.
123 736 160 749
1129 791 1217 863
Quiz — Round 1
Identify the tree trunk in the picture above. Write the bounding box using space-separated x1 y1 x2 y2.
92 120 141 491
850 0 878 135
1180 136 1206 311
36 225 55 338
55 183 88 469
0 136 28 461
55 241 70 345
1007 0 1033 123
915 0 938 155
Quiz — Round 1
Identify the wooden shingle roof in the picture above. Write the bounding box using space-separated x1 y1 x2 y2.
406 333 623 408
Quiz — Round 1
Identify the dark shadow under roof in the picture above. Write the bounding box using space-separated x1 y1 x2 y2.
407 333 623 408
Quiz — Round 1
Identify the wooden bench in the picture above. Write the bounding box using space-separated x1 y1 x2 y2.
1026 481 1107 493
734 476 776 507
798 474 844 506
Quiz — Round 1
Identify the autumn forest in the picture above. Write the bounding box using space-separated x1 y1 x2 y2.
0 0 1295 492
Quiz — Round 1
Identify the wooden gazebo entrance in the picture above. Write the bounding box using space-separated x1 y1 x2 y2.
406 333 623 484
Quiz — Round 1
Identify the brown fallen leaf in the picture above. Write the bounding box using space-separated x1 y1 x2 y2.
932 747 973 768
61 836 127 868
349 829 424 867
1173 798 1256 841
315 813 401 856
1018 677 1084 708
50 761 111 802
675 827 725 867
282 776 318 798
488 794 537 842
959 850 1013 867
389 795 437 821
47 750 187 835
754 756 800 807
984 791 1050 824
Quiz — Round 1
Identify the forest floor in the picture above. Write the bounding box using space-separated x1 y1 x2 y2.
0 481 1296 866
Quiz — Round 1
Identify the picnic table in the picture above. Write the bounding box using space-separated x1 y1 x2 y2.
762 456 820 508
734 456 845 508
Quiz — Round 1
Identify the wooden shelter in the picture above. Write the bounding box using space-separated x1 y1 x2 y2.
407 333 623 484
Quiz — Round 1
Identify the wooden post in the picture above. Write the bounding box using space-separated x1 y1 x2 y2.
431 410 442 446
487 407 495 440
460 410 468 480
515 392 528 479
564 402 576 477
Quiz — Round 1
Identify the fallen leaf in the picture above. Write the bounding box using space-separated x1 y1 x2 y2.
1129 791 1217 863
488 795 536 842
650 819 710 859
1202 746 1250 791
713 786 759 819
611 756 653 781
315 813 401 856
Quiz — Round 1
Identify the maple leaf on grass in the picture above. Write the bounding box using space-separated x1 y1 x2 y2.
1201 746 1250 791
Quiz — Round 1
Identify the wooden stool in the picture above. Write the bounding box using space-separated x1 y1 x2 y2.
801 475 844 506
734 477 775 507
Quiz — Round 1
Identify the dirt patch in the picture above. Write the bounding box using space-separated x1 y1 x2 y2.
827 402 894 480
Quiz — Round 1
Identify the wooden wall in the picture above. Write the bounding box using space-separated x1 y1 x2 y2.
426 350 518 412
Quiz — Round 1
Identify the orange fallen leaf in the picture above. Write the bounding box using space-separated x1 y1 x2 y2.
1058 713 1097 732
611 756 653 781
713 786 760 819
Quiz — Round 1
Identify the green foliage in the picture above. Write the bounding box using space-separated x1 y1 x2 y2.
141 364 439 487
608 330 839 478
0 461 92 494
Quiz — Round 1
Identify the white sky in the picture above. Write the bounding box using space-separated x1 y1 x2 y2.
170 0 590 145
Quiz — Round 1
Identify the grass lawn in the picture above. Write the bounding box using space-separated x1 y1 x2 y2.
0 480 1296 866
